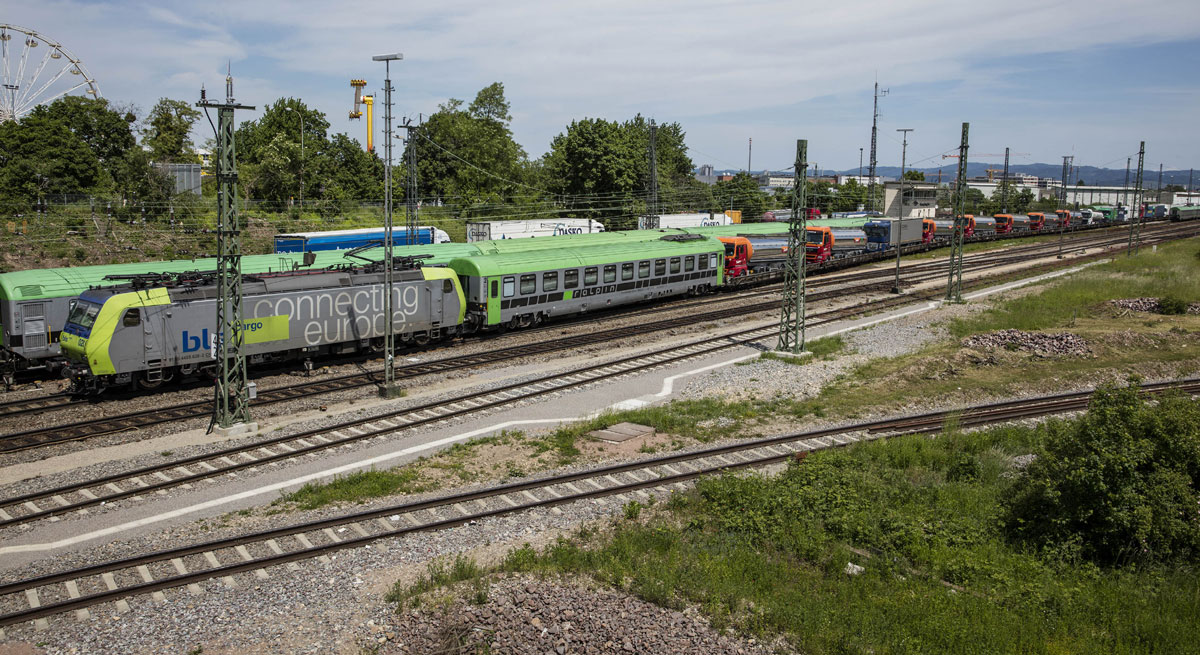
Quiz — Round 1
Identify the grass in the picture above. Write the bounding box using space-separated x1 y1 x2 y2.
488 415 1200 654
758 335 847 364
277 469 434 510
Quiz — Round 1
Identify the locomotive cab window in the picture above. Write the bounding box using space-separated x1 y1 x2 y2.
584 267 598 286
443 280 453 294
621 263 634 281
684 256 694 272
520 274 536 295
564 269 579 289
543 272 558 292
603 265 617 283
638 261 650 278
654 259 666 276
669 258 681 274
122 308 141 327
502 277 515 298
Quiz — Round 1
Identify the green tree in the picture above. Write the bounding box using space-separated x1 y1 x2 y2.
0 112 101 205
543 117 639 223
235 98 333 208
406 83 530 211
711 172 769 222
143 98 201 163
902 170 925 182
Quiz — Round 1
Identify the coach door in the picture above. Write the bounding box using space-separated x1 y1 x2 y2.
124 307 164 379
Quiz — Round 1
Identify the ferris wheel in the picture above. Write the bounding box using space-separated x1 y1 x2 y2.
0 24 101 122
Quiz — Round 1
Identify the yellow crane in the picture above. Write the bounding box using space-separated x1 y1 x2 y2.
349 79 375 153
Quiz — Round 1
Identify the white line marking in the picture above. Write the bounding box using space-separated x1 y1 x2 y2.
0 418 577 554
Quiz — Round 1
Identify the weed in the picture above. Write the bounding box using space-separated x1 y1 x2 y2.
277 468 431 510
623 500 642 520
1160 296 1188 315
160 451 173 457
386 555 484 608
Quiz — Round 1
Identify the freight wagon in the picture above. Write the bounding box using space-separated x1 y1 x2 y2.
465 219 605 242
637 213 735 229
862 218 932 249
273 226 452 253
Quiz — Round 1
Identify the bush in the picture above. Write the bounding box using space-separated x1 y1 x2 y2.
1159 296 1188 315
1002 380 1200 565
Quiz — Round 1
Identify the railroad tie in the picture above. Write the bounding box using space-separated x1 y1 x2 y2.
293 533 329 564
22 501 41 514
498 494 520 508
51 495 71 507
375 518 394 533
349 522 370 538
25 588 49 630
452 503 471 517
0 507 12 521
136 566 166 603
101 572 132 612
171 558 204 596
323 527 344 543
63 580 91 621
265 539 301 571
234 545 269 580
401 513 421 527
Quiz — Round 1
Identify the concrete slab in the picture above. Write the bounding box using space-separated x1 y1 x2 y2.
588 422 655 443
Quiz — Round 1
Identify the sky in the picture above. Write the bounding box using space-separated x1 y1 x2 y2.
6 0 1200 174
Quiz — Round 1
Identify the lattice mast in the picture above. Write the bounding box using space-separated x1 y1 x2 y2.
1131 142 1146 254
197 72 255 429
777 139 808 353
944 123 969 302
1057 156 1072 259
647 119 659 221
1001 147 1010 213
867 82 887 212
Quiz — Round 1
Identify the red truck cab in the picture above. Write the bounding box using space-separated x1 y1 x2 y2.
805 226 833 264
1027 212 1046 231
992 214 1014 234
718 236 753 277
922 219 936 243
1055 209 1071 227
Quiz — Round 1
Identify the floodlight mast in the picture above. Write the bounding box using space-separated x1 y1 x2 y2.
375 51 403 398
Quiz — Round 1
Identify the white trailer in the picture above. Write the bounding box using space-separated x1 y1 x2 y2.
465 219 605 242
638 213 734 229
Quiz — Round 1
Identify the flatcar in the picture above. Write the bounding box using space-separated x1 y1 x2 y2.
60 262 464 391
806 226 869 264
273 226 452 253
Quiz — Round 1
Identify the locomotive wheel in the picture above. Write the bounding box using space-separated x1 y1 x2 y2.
412 332 431 346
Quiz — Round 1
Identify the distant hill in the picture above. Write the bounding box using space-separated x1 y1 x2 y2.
703 164 1197 187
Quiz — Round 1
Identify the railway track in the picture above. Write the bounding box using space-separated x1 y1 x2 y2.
2 226 1193 528
1 377 1196 630
4 221 1189 448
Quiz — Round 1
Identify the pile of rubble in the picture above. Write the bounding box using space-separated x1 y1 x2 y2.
962 329 1091 357
383 576 774 654
1109 297 1200 315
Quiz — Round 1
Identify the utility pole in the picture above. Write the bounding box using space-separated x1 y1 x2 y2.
1130 142 1146 255
373 52 403 399
868 82 888 212
893 128 913 294
1157 163 1163 203
1189 168 1194 202
197 71 255 434
647 119 659 223
777 139 808 354
1001 147 1010 213
1057 156 1071 259
406 120 419 245
944 122 969 303
1123 158 1131 215
858 147 863 182
747 137 752 173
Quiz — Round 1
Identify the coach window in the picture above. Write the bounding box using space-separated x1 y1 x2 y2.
584 267 598 286
709 254 719 269
622 263 634 281
670 257 681 274
638 261 651 278
542 272 558 292
122 308 140 327
603 265 617 283
503 277 515 298
684 256 695 272
698 254 708 270
564 269 579 289
520 274 536 295
491 280 499 298
654 259 666 276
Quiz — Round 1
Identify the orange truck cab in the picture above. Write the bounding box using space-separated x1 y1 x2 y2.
718 236 753 278
922 219 936 243
806 226 833 263
993 214 1014 234
1054 209 1071 227
1027 212 1046 230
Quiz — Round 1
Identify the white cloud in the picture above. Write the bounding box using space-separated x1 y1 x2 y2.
6 0 1200 168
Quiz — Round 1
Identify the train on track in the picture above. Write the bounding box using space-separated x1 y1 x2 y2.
1 209 1186 390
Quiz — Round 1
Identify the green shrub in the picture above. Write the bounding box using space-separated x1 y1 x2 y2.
1159 296 1188 315
1002 380 1200 565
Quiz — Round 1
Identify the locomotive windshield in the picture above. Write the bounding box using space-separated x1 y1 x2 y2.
66 301 100 330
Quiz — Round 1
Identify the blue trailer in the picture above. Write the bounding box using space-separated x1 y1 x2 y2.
274 227 452 253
